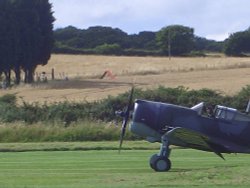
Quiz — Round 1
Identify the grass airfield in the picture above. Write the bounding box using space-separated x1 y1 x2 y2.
0 142 250 188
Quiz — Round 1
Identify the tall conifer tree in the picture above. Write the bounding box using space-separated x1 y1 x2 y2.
0 0 54 84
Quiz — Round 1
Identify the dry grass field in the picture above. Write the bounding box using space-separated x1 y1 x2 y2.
1 54 250 103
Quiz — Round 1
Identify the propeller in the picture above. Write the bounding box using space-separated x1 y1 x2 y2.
116 86 134 153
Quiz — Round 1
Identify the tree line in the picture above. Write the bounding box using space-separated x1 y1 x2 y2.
53 25 224 56
0 0 54 85
224 28 250 56
54 25 250 57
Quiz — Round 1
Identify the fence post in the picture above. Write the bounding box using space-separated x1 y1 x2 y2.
51 68 55 80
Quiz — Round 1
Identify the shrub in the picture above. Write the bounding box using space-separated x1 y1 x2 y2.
0 86 249 124
0 94 17 105
231 85 250 111
186 51 206 57
94 43 122 55
0 86 249 142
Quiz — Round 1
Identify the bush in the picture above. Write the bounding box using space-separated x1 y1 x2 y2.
187 51 206 57
231 85 250 111
123 49 164 56
94 43 122 55
0 86 249 124
0 94 17 105
0 86 249 142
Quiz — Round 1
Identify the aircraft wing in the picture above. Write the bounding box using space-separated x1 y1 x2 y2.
167 127 231 159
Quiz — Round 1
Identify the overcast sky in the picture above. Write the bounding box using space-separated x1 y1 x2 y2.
49 0 250 41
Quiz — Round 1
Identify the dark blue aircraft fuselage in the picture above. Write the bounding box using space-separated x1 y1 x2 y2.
131 100 250 153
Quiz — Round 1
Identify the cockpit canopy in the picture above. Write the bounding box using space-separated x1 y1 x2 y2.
214 105 250 122
214 106 237 121
191 102 250 122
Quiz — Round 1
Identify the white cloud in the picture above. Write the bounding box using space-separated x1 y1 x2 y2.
50 0 250 40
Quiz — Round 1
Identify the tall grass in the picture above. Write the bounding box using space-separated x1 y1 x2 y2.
0 121 138 143
0 85 249 142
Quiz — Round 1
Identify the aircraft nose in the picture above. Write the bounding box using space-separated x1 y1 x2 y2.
129 121 161 142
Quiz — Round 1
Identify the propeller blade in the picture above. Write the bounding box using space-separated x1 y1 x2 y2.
118 119 128 153
118 86 134 153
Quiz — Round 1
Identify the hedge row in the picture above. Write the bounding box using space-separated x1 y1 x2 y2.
0 85 249 125
53 44 165 56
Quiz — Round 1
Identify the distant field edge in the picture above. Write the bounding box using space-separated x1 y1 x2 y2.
0 141 160 152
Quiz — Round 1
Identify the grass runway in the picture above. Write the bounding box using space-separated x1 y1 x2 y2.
0 145 250 188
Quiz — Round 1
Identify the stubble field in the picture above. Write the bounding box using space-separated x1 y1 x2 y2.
1 54 250 103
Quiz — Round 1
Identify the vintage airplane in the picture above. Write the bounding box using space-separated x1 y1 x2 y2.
116 87 250 172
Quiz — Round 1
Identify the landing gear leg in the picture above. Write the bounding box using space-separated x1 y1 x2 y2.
150 135 171 172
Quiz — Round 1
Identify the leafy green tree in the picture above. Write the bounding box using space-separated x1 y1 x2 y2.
224 29 250 56
128 31 158 50
157 25 195 56
54 26 81 41
194 36 223 52
80 26 128 48
94 43 122 55
54 26 129 49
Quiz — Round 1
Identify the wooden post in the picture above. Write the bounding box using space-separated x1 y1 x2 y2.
51 68 55 80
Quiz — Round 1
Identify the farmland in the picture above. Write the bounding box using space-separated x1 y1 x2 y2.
0 55 250 188
1 54 250 103
0 142 250 188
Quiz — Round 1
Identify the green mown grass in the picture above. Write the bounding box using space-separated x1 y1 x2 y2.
0 143 249 188
0 141 159 152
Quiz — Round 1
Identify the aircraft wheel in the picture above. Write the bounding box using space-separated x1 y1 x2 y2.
150 154 159 169
153 157 171 172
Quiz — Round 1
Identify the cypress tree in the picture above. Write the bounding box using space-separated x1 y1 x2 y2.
0 0 55 84
14 0 55 83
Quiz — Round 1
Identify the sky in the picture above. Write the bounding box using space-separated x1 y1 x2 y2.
49 0 250 41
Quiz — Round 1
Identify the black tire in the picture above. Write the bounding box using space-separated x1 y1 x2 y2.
149 154 159 170
154 157 171 172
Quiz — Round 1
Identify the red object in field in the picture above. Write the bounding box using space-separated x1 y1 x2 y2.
100 70 116 79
